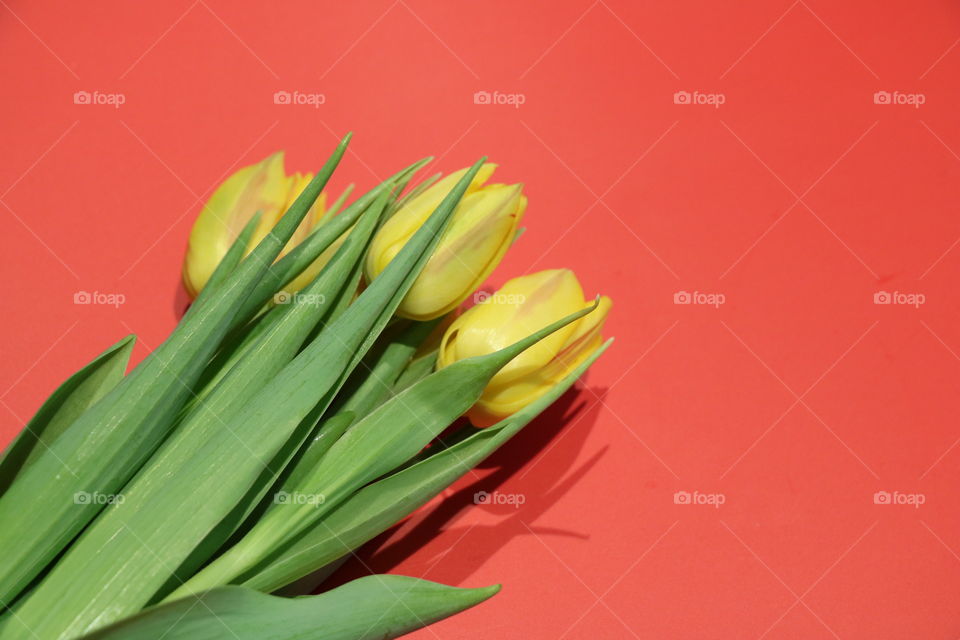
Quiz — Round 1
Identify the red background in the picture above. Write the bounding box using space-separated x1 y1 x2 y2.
2 1 960 637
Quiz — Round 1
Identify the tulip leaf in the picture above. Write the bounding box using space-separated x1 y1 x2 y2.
243 157 432 326
3 187 388 640
3 158 486 640
172 301 599 596
332 318 441 418
392 349 439 395
81 576 499 640
0 135 350 612
243 339 611 593
0 334 135 495
161 158 487 601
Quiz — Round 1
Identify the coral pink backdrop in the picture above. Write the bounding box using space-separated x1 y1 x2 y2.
2 1 960 637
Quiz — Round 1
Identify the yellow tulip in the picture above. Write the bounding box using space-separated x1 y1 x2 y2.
364 163 526 321
181 151 336 299
437 269 612 427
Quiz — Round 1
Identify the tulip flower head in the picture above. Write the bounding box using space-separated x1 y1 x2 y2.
182 151 339 298
364 163 527 321
438 269 611 427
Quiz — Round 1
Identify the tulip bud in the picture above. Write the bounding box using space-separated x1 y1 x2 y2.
437 269 611 427
364 164 526 321
181 151 329 299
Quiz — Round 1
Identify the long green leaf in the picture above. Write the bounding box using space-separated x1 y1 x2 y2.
0 135 350 610
236 157 432 327
2 157 485 640
162 157 488 600
82 576 499 640
194 159 429 399
0 335 134 495
392 349 439 396
172 301 599 597
245 339 612 593
3 187 388 639
331 318 441 418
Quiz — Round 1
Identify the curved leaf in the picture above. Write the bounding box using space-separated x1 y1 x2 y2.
82 576 499 640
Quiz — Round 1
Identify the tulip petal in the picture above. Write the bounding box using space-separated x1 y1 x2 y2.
364 163 497 278
440 269 584 382
399 183 525 320
183 151 291 297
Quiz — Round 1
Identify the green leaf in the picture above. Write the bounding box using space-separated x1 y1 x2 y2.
0 335 134 495
244 339 612 593
275 412 356 496
3 187 388 639
238 157 432 327
2 158 486 640
81 576 499 640
0 135 350 609
172 301 600 596
392 349 439 396
331 318 441 419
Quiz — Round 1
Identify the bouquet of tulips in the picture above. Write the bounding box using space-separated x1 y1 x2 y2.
0 134 612 640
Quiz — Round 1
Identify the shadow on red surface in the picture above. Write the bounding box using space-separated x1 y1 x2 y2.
327 382 608 589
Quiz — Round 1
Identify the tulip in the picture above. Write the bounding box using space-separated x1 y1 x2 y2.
181 151 345 298
437 269 612 427
364 163 526 320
